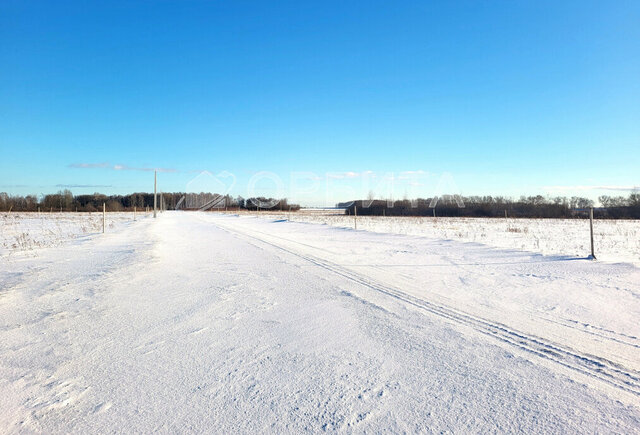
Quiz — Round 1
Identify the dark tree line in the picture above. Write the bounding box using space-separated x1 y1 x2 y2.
0 190 185 212
242 197 300 211
0 190 300 212
2 190 638 217
179 194 300 211
343 193 640 219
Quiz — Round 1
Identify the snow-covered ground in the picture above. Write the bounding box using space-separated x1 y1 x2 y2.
1 212 639 432
0 212 145 258
254 211 640 266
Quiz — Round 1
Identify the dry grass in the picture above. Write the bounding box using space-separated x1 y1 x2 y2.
0 212 142 258
244 211 640 265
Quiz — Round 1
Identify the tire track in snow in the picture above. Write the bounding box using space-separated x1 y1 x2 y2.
366 261 640 351
538 315 640 350
209 217 640 399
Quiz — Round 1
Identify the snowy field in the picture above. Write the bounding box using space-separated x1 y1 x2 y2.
252 211 640 266
1 212 639 432
0 212 145 258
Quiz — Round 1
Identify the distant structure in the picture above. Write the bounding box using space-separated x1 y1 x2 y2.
179 193 226 211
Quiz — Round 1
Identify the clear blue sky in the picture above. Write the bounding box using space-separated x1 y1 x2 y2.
1 0 638 205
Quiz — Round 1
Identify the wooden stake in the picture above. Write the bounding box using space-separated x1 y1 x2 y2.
153 170 157 218
102 203 106 233
354 206 357 230
590 207 596 260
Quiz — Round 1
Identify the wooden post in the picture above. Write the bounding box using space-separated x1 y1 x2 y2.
153 170 157 218
590 207 596 260
433 208 436 218
102 203 106 233
134 206 137 221
505 209 508 218
354 206 357 230
38 206 40 216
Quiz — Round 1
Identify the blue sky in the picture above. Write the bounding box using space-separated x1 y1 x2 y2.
1 0 638 205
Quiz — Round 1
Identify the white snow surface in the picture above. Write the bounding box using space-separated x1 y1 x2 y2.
263 211 640 266
0 212 145 258
1 211 639 433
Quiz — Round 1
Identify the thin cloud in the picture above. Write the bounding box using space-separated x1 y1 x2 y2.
69 162 110 169
68 162 177 173
114 164 177 173
327 170 423 180
326 171 361 179
55 184 113 188
544 185 640 192
398 170 428 180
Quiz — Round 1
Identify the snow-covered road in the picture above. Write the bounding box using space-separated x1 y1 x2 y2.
1 212 639 432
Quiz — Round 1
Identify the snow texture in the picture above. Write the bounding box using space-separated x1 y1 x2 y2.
263 211 640 266
1 212 639 433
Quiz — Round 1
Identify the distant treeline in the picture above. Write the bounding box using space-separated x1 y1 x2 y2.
342 194 640 219
0 190 300 212
2 191 639 218
241 197 300 211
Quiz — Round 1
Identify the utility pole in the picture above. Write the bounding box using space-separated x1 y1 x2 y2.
153 170 157 218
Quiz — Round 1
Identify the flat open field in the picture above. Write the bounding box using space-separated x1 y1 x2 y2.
255 210 640 266
1 212 639 432
0 212 148 257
